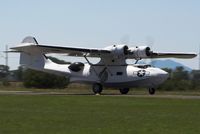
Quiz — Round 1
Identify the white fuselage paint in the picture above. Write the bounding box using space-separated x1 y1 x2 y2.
42 59 168 88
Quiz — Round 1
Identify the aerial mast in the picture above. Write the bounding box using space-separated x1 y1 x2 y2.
199 44 200 70
5 45 8 72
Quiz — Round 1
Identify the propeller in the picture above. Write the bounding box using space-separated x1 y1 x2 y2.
120 34 130 45
145 36 155 66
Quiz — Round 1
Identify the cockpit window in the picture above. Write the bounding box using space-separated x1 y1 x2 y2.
135 64 151 69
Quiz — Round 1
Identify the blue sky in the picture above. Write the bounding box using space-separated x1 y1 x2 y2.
0 0 200 70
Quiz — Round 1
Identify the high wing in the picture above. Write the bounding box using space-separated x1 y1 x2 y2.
11 44 111 57
37 45 111 57
10 36 197 61
126 46 197 60
150 52 197 59
11 44 196 58
10 36 111 57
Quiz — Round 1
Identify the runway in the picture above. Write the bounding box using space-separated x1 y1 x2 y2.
1 90 200 99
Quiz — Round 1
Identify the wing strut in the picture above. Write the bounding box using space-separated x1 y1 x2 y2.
83 55 99 76
135 60 139 64
100 61 113 76
84 55 111 82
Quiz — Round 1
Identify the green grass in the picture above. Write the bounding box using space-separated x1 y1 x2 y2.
0 95 200 134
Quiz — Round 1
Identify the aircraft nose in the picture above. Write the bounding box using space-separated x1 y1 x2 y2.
149 68 169 86
157 69 169 82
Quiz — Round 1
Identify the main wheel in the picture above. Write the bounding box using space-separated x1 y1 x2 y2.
92 83 103 94
119 88 129 94
148 88 155 95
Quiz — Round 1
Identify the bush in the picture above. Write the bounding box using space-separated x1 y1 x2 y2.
23 69 69 89
2 79 10 86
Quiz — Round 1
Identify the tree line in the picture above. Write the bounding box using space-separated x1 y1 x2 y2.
159 67 200 91
0 56 70 88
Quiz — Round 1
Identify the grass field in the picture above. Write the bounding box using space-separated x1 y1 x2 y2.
0 95 200 134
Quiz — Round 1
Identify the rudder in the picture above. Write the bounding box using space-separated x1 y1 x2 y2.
19 36 46 70
20 52 46 70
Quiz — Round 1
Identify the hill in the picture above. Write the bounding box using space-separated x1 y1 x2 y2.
150 59 192 71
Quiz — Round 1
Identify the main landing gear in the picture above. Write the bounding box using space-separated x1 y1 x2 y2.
92 84 155 95
92 83 103 94
148 88 156 95
92 83 130 95
119 88 130 94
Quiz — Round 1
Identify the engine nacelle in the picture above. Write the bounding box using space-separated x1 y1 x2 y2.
129 46 152 59
111 45 129 57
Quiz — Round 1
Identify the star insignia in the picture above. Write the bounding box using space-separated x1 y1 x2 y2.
137 70 146 77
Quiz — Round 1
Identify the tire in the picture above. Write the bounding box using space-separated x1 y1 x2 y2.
119 88 129 94
148 88 155 95
92 83 103 94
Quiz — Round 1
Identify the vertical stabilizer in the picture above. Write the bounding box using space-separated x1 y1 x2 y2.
22 36 39 44
19 36 46 70
20 52 46 70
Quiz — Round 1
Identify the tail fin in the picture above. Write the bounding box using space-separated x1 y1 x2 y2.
18 36 46 70
21 36 39 44
20 52 46 70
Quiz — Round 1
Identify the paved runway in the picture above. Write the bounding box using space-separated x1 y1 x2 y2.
1 90 200 99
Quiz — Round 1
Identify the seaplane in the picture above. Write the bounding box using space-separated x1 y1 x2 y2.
10 36 197 95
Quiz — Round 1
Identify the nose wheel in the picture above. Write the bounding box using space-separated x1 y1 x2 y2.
148 88 155 95
92 83 103 94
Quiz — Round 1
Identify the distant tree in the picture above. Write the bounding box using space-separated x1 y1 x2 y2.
191 70 200 90
159 67 191 91
158 80 174 91
12 66 24 81
173 66 189 80
0 65 9 79
2 79 10 86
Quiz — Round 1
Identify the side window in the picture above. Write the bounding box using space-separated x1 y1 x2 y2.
116 72 123 75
